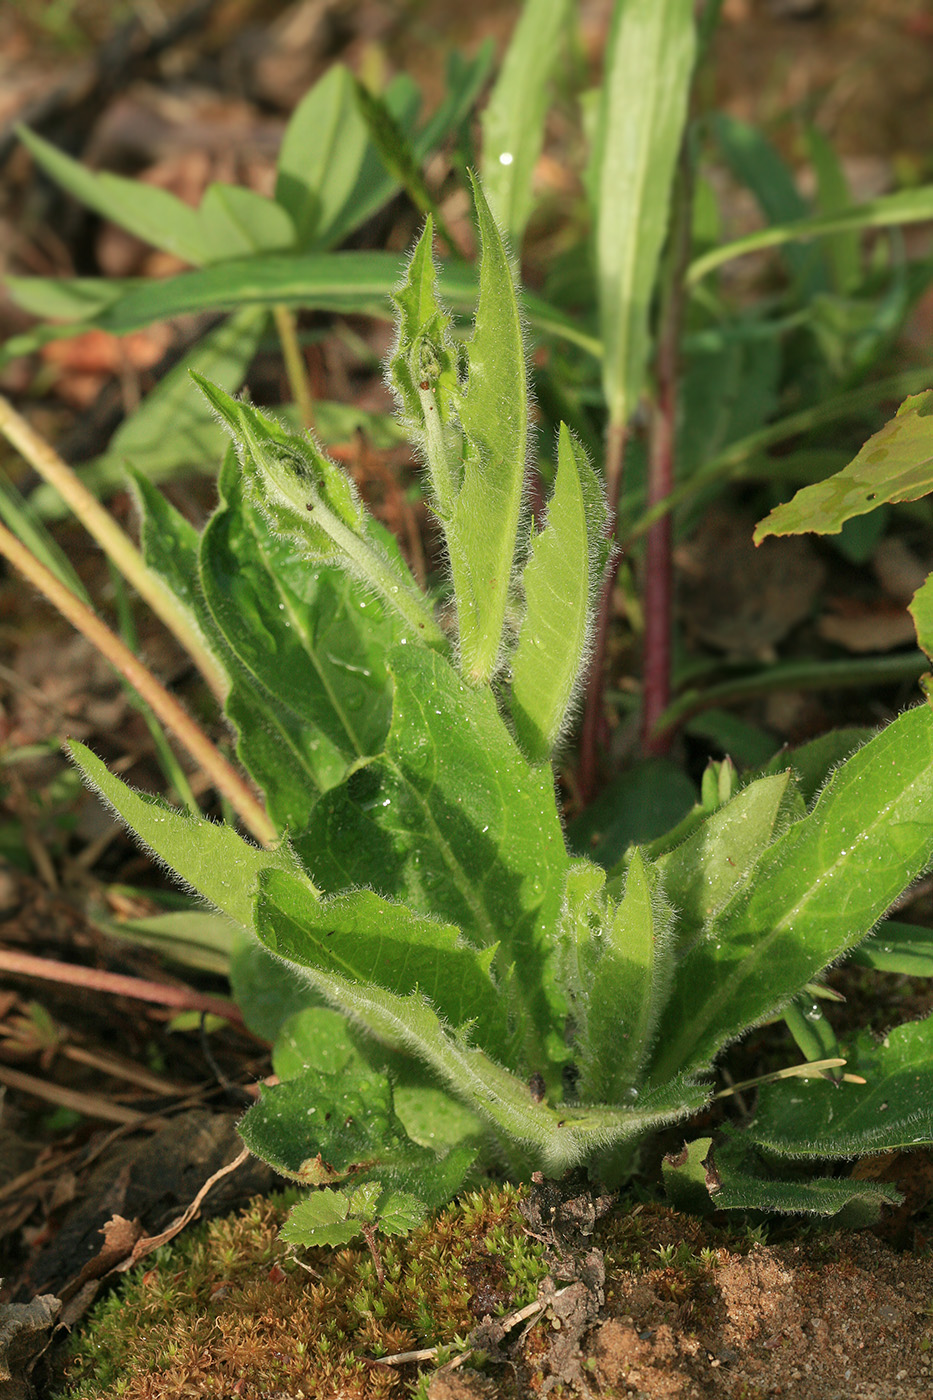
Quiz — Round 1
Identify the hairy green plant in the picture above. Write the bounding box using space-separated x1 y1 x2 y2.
10 0 933 784
60 181 933 1249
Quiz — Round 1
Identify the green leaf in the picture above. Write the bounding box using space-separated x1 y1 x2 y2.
353 78 444 234
388 217 461 439
662 1137 719 1216
510 425 608 762
0 472 90 605
753 726 872 804
702 1132 901 1216
228 935 321 1044
283 962 707 1175
294 644 571 1074
805 124 860 294
656 771 798 940
280 1182 429 1250
95 909 235 976
711 113 819 290
851 919 933 976
576 849 675 1099
274 1005 485 1153
67 741 301 929
199 450 407 820
193 375 444 647
413 46 495 159
127 464 229 695
2 255 600 362
749 1013 933 1157
480 0 574 242
688 183 933 287
17 125 208 265
782 995 843 1083
255 866 509 1058
649 703 933 1085
5 275 138 320
275 65 371 250
909 573 933 667
238 1067 411 1184
755 393 933 542
450 174 529 682
278 1188 372 1249
595 0 696 426
196 183 295 258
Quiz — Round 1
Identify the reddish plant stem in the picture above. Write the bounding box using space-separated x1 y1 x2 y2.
640 398 676 755
641 147 694 756
578 419 627 804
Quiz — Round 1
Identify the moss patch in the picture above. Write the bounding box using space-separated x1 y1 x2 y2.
54 1185 547 1399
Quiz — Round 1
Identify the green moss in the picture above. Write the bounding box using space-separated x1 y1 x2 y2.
53 1184 547 1399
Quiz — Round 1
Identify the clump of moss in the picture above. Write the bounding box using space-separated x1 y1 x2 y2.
54 1184 548 1399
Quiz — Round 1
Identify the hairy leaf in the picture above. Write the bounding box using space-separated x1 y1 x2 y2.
199 451 406 821
451 174 529 681
510 425 608 761
749 1013 933 1157
294 644 571 1074
67 743 301 929
649 703 933 1085
656 771 798 940
194 376 444 646
255 866 510 1058
683 1133 901 1216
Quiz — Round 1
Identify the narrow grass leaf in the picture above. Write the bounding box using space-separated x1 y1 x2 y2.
17 125 208 265
3 256 600 361
805 125 860 294
782 995 843 1083
689 184 933 286
480 0 574 242
595 0 696 426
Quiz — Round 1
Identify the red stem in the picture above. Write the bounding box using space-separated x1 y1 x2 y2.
640 146 693 756
641 394 676 755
